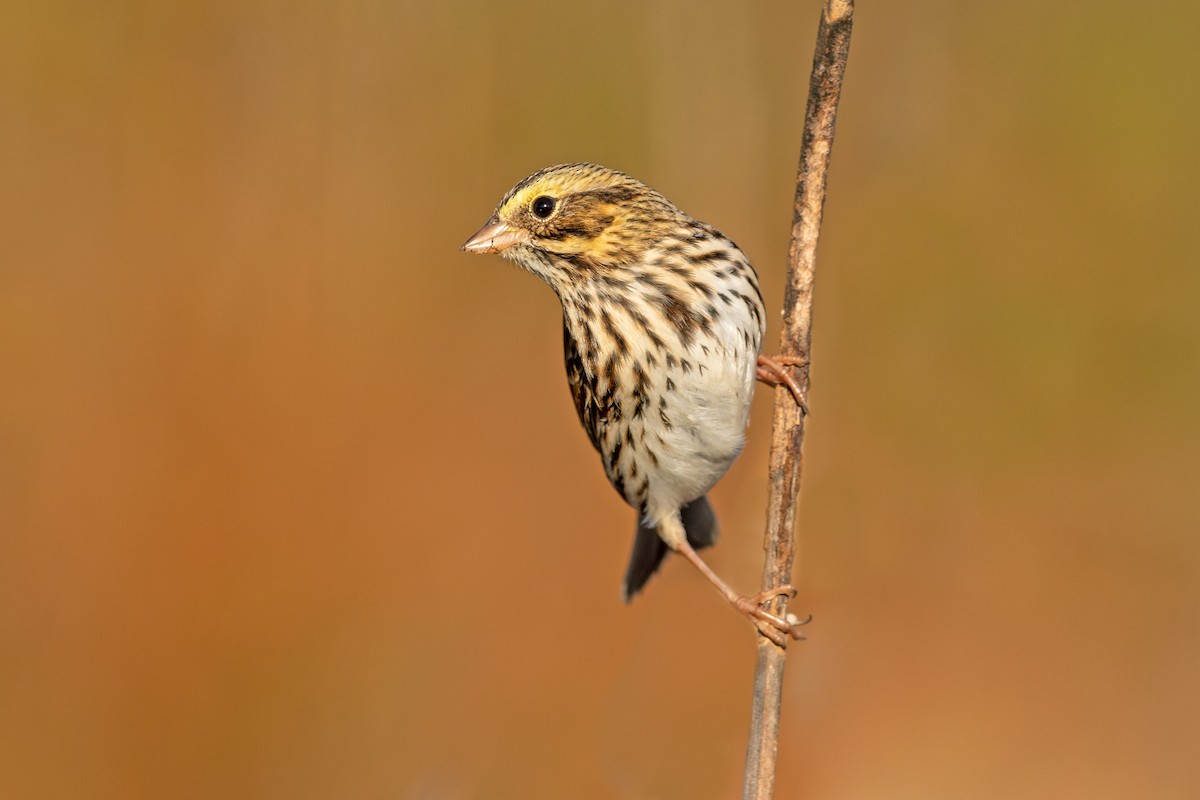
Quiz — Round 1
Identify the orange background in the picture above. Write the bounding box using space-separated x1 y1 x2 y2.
2 1 1198 797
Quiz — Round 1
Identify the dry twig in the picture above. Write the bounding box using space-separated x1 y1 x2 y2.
742 2 854 798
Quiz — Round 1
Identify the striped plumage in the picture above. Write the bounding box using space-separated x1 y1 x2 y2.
463 163 803 643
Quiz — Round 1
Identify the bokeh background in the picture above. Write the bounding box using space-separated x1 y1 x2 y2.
3 1 1198 797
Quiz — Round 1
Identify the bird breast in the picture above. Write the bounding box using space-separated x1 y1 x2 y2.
557 244 765 525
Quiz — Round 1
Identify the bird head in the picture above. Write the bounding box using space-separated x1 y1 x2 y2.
461 163 682 283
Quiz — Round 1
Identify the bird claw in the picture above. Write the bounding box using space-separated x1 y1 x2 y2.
733 585 811 646
756 354 809 414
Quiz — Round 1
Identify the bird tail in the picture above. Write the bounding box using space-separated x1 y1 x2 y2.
621 495 720 603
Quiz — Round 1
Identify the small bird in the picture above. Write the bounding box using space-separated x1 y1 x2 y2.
462 163 806 643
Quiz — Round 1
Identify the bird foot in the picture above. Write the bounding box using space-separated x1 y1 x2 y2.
756 354 808 414
732 585 812 647
673 540 811 647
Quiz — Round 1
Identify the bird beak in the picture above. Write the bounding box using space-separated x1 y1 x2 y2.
460 218 529 254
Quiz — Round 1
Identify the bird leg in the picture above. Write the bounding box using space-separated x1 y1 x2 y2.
674 539 808 646
756 354 808 414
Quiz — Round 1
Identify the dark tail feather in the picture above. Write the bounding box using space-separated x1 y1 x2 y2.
621 495 720 603
681 495 720 550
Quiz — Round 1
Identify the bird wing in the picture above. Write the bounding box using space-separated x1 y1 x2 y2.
562 318 604 453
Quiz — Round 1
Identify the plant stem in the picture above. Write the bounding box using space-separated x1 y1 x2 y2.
741 3 854 799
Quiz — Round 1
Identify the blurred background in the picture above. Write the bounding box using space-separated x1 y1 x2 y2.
2 1 1198 797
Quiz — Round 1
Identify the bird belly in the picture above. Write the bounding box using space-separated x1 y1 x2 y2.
600 335 757 527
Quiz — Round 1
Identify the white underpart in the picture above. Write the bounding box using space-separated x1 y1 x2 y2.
507 222 766 548
637 286 759 529
553 238 765 538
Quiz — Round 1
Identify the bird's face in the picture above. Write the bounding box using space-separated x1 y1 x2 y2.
462 163 680 283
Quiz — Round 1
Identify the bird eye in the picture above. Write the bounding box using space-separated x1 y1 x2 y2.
532 195 556 219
